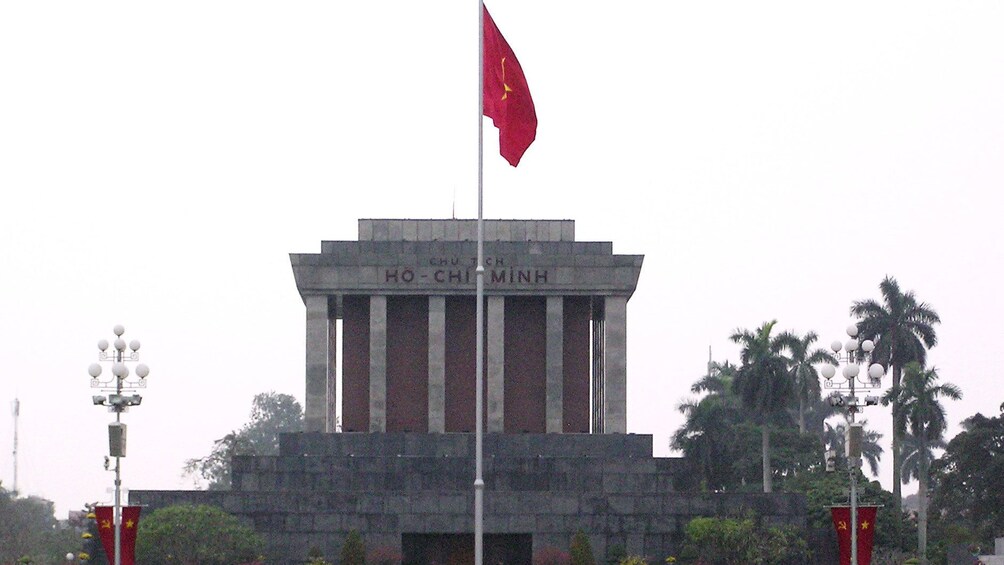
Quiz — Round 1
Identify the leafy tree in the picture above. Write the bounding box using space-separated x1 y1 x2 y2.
782 330 837 434
569 530 596 565
851 276 940 511
184 391 303 489
803 395 840 441
673 357 821 492
730 320 795 493
929 407 1004 553
822 418 884 477
689 360 737 396
680 515 809 564
135 504 264 565
882 363 961 563
786 468 911 557
763 426 824 483
672 360 748 491
0 483 79 565
901 432 946 488
78 504 108 565
340 530 366 565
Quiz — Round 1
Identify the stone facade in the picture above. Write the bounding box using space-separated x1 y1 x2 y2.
289 219 643 436
131 433 806 564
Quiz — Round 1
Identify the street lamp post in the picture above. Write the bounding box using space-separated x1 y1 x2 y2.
87 325 149 565
821 324 885 565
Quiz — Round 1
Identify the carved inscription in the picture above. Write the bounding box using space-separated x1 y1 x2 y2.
383 256 550 286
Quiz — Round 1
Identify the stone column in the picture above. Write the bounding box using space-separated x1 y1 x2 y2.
546 296 564 433
304 295 330 433
487 295 505 432
327 314 337 433
603 296 628 433
369 295 387 432
428 296 446 433
591 297 605 434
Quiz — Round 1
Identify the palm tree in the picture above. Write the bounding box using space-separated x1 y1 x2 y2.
882 362 962 564
901 431 946 488
672 360 744 491
851 276 940 511
730 320 794 493
822 418 884 477
781 330 838 434
690 359 737 395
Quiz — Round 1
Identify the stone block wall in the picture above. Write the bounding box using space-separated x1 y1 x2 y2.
131 433 805 564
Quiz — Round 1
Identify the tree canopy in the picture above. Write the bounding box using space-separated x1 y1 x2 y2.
730 320 796 493
851 276 940 512
930 408 1004 551
883 363 961 563
135 504 264 565
0 483 78 565
184 391 303 489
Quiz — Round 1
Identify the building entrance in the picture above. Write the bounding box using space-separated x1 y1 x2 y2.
401 533 532 565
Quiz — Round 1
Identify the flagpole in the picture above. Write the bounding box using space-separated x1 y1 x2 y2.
475 2 485 565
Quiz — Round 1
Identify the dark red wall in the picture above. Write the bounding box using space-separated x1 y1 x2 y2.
563 297 591 433
504 297 546 433
386 296 429 432
341 295 370 432
445 297 478 432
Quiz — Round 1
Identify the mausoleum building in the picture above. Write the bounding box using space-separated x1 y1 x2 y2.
131 219 805 564
291 219 642 437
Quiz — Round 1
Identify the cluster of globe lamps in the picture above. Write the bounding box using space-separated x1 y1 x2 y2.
82 325 150 565
820 324 886 565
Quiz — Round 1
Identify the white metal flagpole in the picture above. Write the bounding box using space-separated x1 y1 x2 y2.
475 2 485 565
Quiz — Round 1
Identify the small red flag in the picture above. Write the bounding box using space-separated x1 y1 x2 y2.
831 506 878 565
94 506 142 565
483 4 537 166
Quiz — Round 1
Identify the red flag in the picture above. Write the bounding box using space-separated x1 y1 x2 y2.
831 506 878 565
94 506 142 565
483 4 537 166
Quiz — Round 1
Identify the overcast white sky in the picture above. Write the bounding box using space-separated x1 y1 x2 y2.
2 1 1002 517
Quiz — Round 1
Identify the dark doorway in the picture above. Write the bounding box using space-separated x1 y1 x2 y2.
402 533 532 565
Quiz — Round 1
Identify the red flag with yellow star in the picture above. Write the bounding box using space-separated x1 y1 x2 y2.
94 505 142 565
483 4 537 167
831 506 878 565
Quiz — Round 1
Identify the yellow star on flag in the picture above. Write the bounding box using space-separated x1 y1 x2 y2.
500 57 514 101
860 520 870 530
125 519 135 529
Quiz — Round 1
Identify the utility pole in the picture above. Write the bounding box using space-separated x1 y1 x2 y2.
11 398 19 495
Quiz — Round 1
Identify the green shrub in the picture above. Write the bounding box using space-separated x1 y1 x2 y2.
683 515 809 565
307 545 332 565
605 544 626 565
569 530 596 565
135 504 264 565
340 530 366 565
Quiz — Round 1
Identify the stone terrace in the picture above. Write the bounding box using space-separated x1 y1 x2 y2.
132 432 806 564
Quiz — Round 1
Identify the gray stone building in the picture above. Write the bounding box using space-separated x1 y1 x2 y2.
131 219 806 564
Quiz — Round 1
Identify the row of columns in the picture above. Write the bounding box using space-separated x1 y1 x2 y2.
304 294 627 435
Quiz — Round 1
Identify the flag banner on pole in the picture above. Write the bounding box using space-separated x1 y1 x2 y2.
831 506 878 565
483 4 537 167
94 505 142 565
